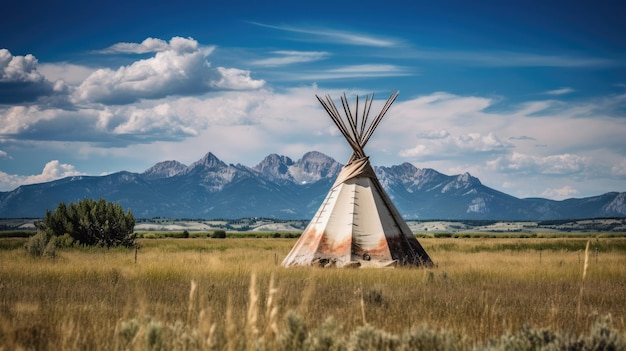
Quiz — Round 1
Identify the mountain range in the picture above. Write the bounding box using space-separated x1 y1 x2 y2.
1 151 625 220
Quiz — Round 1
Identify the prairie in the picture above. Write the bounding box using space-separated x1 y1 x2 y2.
1 236 625 350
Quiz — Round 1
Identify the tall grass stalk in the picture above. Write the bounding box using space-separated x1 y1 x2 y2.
187 279 198 325
263 273 279 343
225 295 236 351
246 272 259 350
577 240 591 324
359 286 367 325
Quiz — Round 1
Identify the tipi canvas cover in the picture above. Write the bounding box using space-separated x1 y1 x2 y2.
282 92 433 268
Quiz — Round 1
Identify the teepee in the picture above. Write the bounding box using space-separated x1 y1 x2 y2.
282 92 433 268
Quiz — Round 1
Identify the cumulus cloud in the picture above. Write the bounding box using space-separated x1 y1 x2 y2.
398 144 429 158
457 132 511 152
212 67 266 90
0 102 204 144
0 49 55 103
111 103 200 138
95 37 171 54
399 132 511 159
31 160 83 182
73 37 264 105
0 160 83 191
487 152 587 175
416 129 450 139
1 88 288 145
0 106 102 141
0 49 43 82
39 63 95 85
611 159 626 177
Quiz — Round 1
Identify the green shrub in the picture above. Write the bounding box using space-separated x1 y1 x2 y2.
118 318 140 345
579 315 625 350
109 311 622 351
402 324 464 351
277 312 308 351
211 230 227 239
24 231 57 257
146 319 164 351
53 233 75 248
304 317 344 351
348 324 400 351
483 315 625 351
36 198 135 248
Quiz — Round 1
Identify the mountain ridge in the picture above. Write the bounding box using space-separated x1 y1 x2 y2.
1 151 624 220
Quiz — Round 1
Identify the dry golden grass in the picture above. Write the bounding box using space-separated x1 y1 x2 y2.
0 236 625 350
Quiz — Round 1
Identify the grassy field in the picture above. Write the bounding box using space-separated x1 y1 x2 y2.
1 236 625 350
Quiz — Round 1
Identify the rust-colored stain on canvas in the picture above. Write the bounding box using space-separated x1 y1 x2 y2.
316 230 351 255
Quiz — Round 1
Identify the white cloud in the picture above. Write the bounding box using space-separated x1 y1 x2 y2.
478 52 613 67
393 92 493 121
38 63 95 85
291 64 412 81
252 51 330 66
399 132 511 159
457 132 511 152
73 37 264 105
329 64 405 74
249 22 400 47
0 49 43 82
416 129 450 139
0 49 54 103
611 159 626 177
0 102 200 143
212 67 265 90
0 160 83 191
0 149 10 159
486 152 587 175
545 87 575 95
111 103 199 137
409 49 615 67
0 105 50 134
540 186 579 200
95 37 171 54
399 144 428 158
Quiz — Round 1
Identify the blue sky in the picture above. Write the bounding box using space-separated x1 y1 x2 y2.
1 0 625 200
